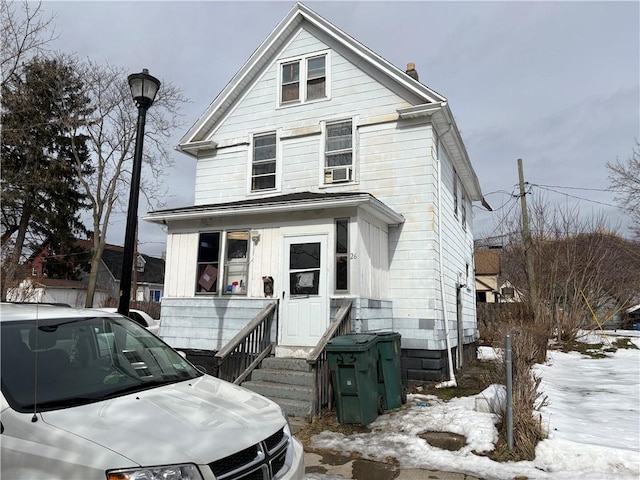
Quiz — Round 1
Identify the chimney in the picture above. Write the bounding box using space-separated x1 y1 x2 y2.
406 62 419 81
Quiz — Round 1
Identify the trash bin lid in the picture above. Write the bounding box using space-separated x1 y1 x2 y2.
326 333 378 352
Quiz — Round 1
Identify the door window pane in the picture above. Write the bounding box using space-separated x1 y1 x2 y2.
289 243 320 269
289 271 320 295
289 242 320 295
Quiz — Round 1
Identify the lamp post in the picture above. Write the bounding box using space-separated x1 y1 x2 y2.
117 69 161 317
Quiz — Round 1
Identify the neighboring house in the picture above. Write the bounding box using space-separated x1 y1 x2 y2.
100 245 166 304
9 239 165 307
474 248 500 303
145 3 488 383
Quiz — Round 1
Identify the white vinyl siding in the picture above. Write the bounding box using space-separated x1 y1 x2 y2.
178 23 479 352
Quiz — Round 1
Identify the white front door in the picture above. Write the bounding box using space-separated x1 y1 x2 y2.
280 235 328 348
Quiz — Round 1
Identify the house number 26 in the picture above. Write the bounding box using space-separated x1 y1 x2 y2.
349 253 357 260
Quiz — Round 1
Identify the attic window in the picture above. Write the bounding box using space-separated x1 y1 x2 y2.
306 56 325 100
281 61 300 102
279 51 329 106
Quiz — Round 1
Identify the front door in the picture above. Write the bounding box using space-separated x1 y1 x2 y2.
280 235 328 348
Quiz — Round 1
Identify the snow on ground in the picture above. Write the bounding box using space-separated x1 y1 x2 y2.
307 330 640 480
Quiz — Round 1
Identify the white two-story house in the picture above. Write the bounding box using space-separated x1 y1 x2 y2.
145 2 488 386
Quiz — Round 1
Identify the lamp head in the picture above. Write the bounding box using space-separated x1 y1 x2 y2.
128 68 161 109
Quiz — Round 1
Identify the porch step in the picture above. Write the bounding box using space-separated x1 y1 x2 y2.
261 356 311 372
251 367 313 387
242 357 313 418
242 380 312 402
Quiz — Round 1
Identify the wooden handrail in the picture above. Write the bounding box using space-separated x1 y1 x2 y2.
215 302 276 359
214 302 277 383
307 299 353 417
307 300 352 365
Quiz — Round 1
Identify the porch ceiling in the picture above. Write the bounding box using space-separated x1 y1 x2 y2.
144 192 405 227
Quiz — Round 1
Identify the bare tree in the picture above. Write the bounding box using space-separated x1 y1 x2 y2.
607 140 640 239
0 0 57 88
499 195 640 340
63 59 188 307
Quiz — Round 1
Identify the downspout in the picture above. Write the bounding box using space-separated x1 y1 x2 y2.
435 124 457 388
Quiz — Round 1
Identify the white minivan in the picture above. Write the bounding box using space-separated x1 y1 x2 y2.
0 303 304 480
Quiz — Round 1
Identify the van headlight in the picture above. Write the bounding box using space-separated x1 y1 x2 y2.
107 464 202 480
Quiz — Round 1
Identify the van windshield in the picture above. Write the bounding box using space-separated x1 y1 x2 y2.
1 315 202 413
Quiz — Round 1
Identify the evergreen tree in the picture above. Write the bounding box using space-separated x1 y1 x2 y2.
1 56 92 298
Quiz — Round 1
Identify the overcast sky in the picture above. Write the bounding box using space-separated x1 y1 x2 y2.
43 1 639 257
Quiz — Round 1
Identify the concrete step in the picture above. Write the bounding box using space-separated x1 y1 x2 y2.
261 357 311 372
268 396 312 418
252 368 313 387
243 380 312 402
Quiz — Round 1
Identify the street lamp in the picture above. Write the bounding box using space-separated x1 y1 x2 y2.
117 69 161 317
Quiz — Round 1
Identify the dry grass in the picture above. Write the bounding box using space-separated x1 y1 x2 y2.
487 321 549 461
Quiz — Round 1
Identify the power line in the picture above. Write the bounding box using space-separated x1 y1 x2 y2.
531 183 613 193
533 185 619 209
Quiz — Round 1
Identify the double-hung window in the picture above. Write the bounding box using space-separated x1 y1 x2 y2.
223 231 249 295
306 55 326 100
279 52 328 105
281 62 300 103
324 120 353 184
196 231 249 295
252 133 276 191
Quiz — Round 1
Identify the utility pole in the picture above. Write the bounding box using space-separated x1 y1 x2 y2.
518 158 540 323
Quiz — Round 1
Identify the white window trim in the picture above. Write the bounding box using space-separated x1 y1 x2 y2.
247 130 282 195
319 116 358 187
276 50 331 108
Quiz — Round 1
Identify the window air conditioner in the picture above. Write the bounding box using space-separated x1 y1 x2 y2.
330 167 351 183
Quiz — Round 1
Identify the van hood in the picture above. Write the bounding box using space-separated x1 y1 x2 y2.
40 375 286 466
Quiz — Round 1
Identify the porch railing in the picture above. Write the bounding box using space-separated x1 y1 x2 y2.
214 302 277 384
306 299 353 418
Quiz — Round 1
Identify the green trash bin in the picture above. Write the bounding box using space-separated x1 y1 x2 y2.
326 333 382 426
375 332 406 410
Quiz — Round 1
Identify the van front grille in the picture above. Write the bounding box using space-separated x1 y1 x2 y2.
208 427 289 480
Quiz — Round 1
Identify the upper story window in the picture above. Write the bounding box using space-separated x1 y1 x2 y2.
252 132 277 191
324 119 353 184
461 188 467 229
306 56 326 100
281 62 300 103
279 52 328 106
453 172 459 218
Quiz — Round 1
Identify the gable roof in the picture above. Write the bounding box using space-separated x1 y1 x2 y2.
101 249 165 285
179 2 446 148
177 2 486 204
